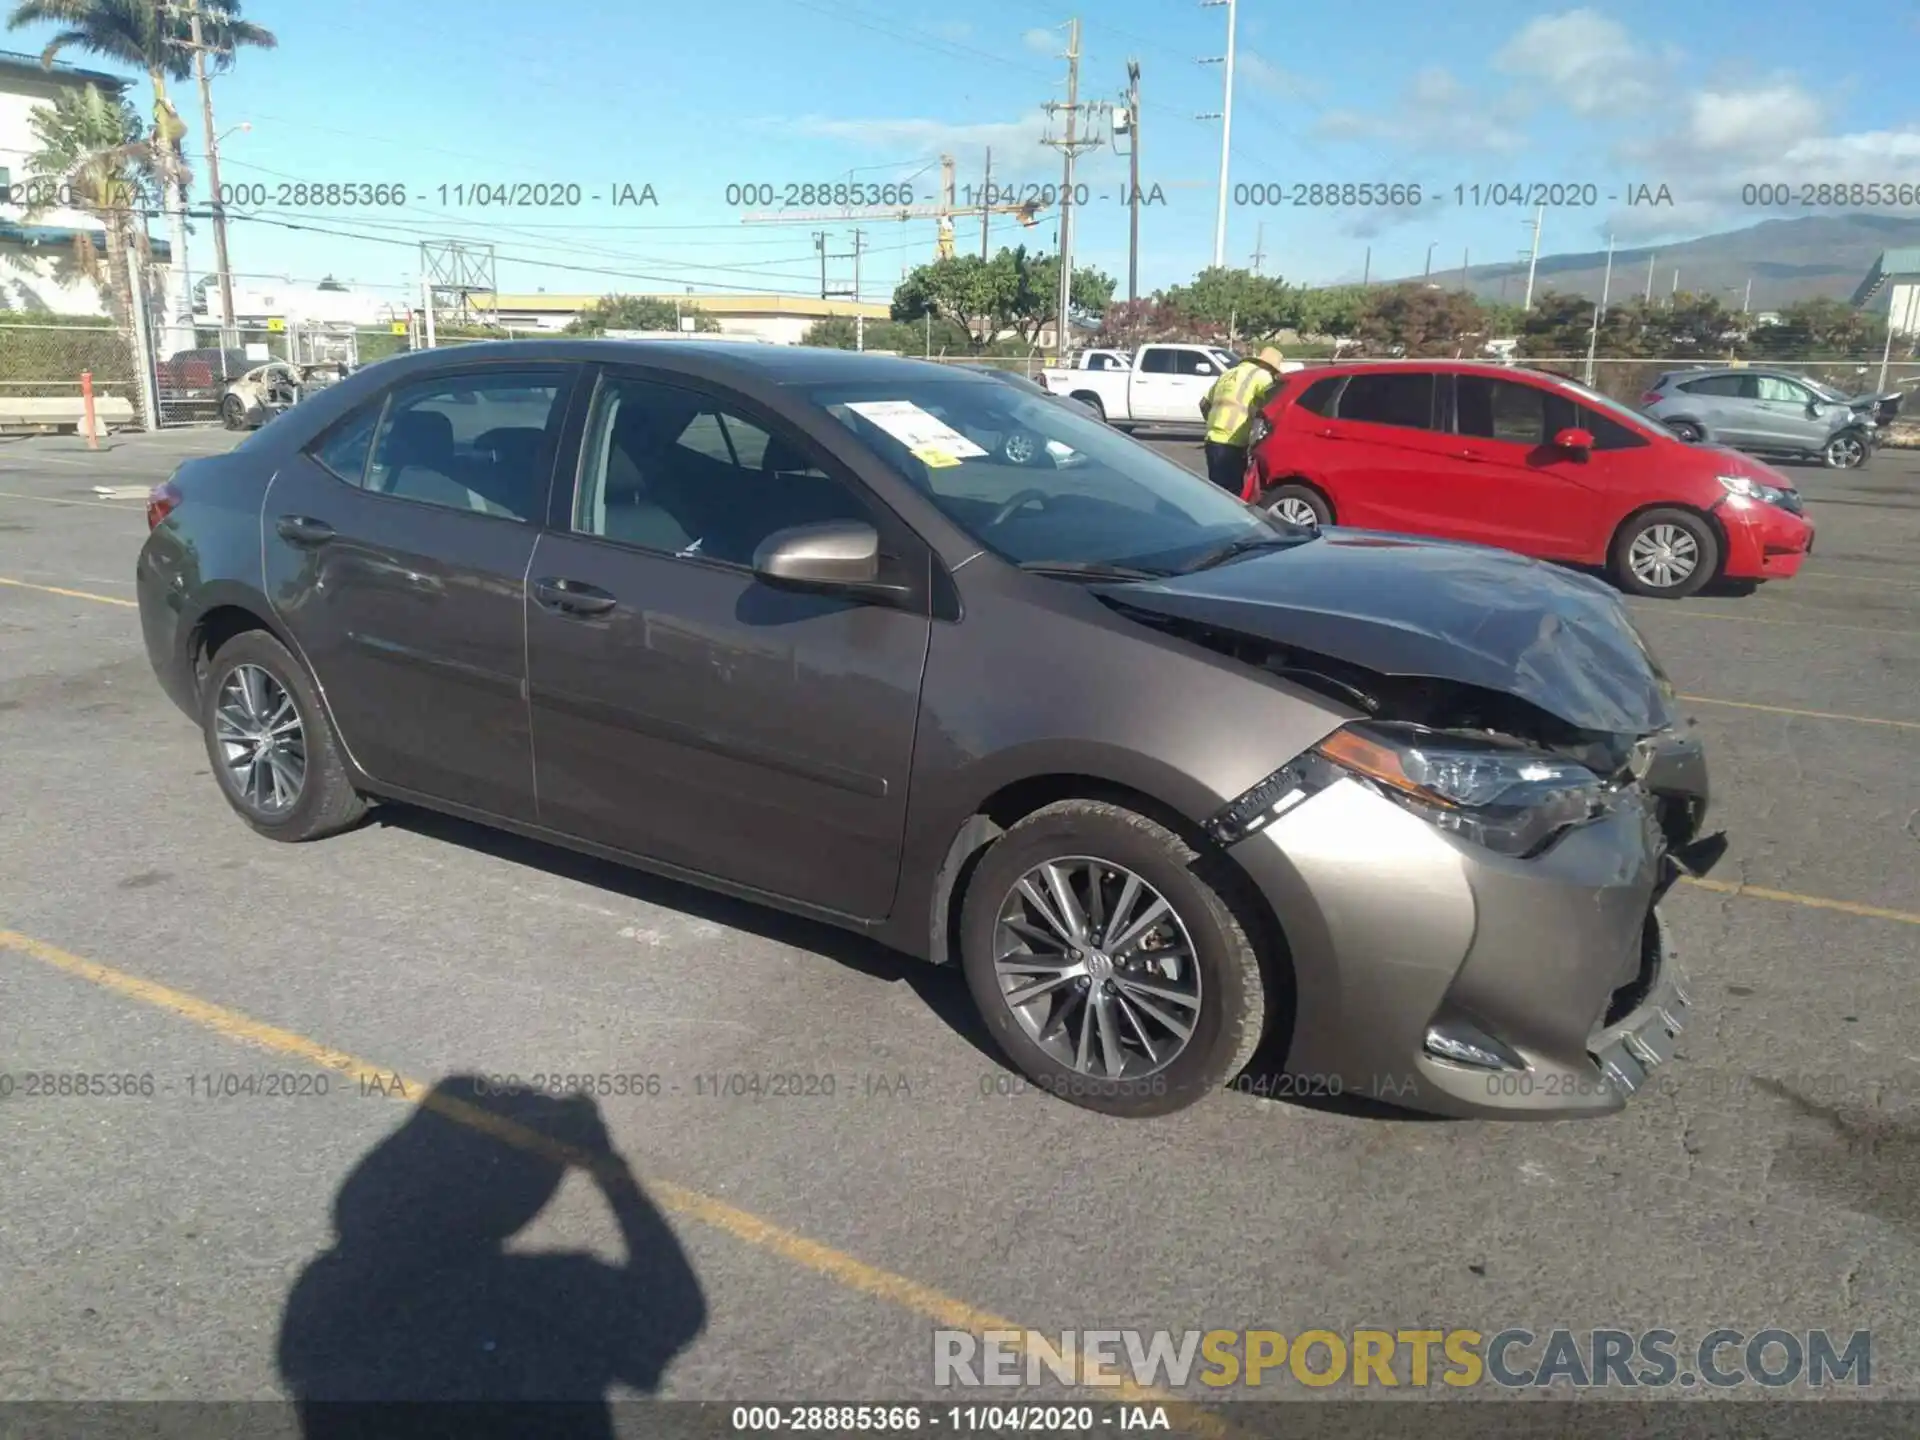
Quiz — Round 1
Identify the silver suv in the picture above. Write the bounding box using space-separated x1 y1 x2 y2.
1638 367 1874 469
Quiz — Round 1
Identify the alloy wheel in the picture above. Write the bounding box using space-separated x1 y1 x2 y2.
213 663 307 815
1269 495 1321 527
1826 433 1866 468
1002 430 1040 465
991 857 1202 1080
1626 524 1700 591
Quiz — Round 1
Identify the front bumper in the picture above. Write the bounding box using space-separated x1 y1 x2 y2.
1229 759 1709 1119
1715 495 1813 581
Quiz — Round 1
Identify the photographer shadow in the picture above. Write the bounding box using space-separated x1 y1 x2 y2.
278 1075 706 1440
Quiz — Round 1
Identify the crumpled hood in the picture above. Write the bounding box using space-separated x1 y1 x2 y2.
1093 531 1677 736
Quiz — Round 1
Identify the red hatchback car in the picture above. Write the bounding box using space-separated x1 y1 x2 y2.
1242 361 1815 598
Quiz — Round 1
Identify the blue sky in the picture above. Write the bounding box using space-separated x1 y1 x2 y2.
12 0 1920 307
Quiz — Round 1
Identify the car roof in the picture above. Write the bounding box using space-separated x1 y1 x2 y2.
1291 358 1591 384
365 338 1005 387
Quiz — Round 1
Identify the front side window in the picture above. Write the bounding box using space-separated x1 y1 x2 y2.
1756 375 1809 404
363 369 569 521
1455 376 1566 446
1174 350 1219 376
310 402 382 486
808 375 1283 573
574 373 876 568
1336 372 1437 430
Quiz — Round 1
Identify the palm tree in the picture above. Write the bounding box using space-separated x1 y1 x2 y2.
6 0 276 353
20 81 159 417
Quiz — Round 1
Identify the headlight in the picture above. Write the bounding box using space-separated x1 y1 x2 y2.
1209 722 1608 857
1716 473 1792 509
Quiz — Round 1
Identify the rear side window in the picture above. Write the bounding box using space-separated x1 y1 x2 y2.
1139 348 1177 374
1292 375 1342 416
363 369 571 521
1679 374 1748 398
1755 375 1809 403
309 402 383 486
1335 372 1437 430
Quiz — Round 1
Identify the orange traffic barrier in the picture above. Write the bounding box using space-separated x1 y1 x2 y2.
80 370 99 450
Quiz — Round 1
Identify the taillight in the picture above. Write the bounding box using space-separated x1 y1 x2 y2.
1639 390 1663 407
146 479 181 531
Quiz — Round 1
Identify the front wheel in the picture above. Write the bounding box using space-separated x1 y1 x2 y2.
1824 429 1870 469
201 630 367 841
220 393 248 430
1665 420 1704 444
1610 508 1719 599
1069 391 1106 422
959 800 1268 1117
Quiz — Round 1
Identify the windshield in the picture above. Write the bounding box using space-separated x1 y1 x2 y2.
806 376 1284 572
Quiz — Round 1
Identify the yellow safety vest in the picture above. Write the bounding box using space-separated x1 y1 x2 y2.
1203 362 1275 446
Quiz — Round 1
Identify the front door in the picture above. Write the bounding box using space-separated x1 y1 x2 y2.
1445 373 1598 558
1131 345 1221 423
1750 373 1823 451
524 367 932 920
262 364 578 821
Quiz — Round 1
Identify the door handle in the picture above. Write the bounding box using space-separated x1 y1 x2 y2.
1315 427 1339 439
533 577 618 616
275 515 335 546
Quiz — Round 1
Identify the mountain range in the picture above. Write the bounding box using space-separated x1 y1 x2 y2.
1404 214 1920 311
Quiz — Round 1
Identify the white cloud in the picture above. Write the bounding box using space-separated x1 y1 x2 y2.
1022 27 1059 55
1494 7 1658 116
1313 66 1529 154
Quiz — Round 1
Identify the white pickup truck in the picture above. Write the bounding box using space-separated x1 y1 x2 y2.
1038 343 1240 430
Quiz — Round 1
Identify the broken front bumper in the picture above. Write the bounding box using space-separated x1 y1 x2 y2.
1228 752 1715 1119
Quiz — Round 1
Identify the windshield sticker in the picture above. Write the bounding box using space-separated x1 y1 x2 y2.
847 401 989 461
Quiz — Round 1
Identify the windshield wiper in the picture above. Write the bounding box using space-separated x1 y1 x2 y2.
1179 532 1302 573
1018 559 1173 581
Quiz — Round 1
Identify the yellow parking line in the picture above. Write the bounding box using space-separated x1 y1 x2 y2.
1679 878 1920 927
1630 605 1920 640
1679 694 1920 732
0 576 137 608
0 929 1206 1425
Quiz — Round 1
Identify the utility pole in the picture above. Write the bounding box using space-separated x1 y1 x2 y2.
815 231 829 299
853 228 865 352
1122 60 1141 306
1743 276 1752 313
1645 252 1656 303
1584 231 1615 385
1250 222 1266 275
1197 0 1236 267
1362 247 1370 286
1041 19 1100 362
1461 248 1470 290
1521 205 1544 312
1671 268 1679 300
169 0 237 342
980 148 992 259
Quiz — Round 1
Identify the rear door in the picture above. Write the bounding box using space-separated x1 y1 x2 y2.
1446 373 1600 558
263 363 580 822
1310 369 1456 531
1130 345 1222 422
523 366 933 920
1676 373 1759 445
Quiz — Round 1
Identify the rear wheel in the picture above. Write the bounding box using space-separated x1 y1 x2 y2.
1610 508 1719 599
1260 481 1332 528
1665 420 1704 444
1070 391 1106 421
201 630 366 841
220 393 248 430
959 800 1267 1117
1824 429 1869 469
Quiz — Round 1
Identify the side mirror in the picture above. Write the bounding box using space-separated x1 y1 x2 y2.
752 521 881 589
1553 427 1594 453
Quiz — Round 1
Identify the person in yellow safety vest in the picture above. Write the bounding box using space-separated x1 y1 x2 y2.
1200 346 1287 494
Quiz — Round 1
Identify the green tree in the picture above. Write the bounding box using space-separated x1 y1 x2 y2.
563 294 720 334
1514 291 1597 355
1285 284 1368 343
1748 297 1886 359
800 314 973 352
20 81 156 328
890 254 1009 351
1018 250 1117 349
1353 283 1487 356
9 0 277 345
1164 267 1293 340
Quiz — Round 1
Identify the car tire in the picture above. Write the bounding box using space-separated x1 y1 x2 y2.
1260 482 1332 528
1665 420 1704 444
1070 392 1106 421
1001 429 1043 466
1823 429 1870 469
1610 508 1719 600
220 393 247 430
958 799 1268 1118
200 630 367 842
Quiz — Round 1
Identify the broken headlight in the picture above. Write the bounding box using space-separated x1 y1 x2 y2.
1317 722 1607 857
1210 723 1609 856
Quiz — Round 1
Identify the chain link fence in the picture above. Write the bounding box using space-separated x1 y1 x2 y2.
0 320 142 433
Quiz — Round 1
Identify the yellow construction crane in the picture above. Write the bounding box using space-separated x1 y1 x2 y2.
739 155 1048 261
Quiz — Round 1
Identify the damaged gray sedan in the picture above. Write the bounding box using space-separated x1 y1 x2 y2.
137 344 1721 1121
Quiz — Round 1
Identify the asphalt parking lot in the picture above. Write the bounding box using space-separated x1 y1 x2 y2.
2 424 1917 1415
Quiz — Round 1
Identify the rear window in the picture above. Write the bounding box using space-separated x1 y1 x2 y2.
1292 375 1342 416
1335 372 1437 430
